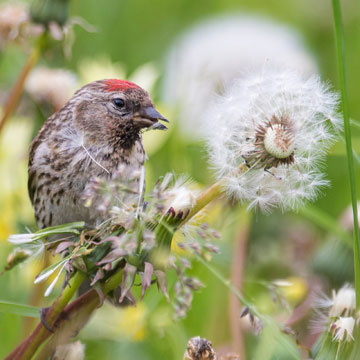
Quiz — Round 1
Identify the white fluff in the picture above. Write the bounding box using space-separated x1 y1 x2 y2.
332 317 355 342
314 284 356 318
162 14 317 139
205 69 341 212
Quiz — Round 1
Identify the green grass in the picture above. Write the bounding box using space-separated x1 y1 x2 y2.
331 0 360 307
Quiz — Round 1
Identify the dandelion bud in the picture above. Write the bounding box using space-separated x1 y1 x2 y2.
206 70 341 212
156 174 197 218
30 0 70 27
165 187 196 215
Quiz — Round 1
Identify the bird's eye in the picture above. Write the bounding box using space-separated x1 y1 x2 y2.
113 98 125 108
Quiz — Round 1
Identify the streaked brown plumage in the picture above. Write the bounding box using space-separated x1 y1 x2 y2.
28 79 167 229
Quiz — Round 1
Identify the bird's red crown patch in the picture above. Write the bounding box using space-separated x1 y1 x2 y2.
103 79 140 92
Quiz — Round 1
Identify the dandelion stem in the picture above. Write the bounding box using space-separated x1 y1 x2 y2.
185 179 225 222
0 32 47 135
331 0 360 308
5 270 86 360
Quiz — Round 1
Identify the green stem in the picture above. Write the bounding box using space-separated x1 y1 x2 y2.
185 179 224 222
331 0 360 307
195 253 263 321
103 268 123 293
5 271 86 360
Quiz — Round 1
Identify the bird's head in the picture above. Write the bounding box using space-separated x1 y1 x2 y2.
71 79 168 148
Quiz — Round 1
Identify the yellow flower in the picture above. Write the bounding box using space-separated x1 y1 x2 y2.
274 276 308 305
0 116 34 241
85 302 147 342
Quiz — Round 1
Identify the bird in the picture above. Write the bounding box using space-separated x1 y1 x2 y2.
28 79 168 230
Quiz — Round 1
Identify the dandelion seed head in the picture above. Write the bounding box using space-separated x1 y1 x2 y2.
206 70 341 212
26 66 78 110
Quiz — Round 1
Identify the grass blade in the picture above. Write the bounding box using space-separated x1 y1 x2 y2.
0 301 40 318
331 0 360 307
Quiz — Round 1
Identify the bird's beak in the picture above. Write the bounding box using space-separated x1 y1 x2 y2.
135 106 168 130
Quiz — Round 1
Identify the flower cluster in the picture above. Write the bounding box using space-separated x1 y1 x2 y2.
6 171 216 319
206 70 341 212
172 257 204 319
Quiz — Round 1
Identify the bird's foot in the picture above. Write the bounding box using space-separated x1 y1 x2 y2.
40 307 55 333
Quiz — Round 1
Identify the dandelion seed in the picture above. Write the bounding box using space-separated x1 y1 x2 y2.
315 284 356 318
206 70 341 212
331 316 355 342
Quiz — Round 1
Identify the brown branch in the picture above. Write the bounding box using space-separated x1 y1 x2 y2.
0 33 46 135
6 268 123 360
5 271 86 360
35 289 100 360
229 209 251 360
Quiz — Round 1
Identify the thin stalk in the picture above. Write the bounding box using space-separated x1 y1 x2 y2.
229 208 251 359
194 253 262 320
0 32 47 134
331 0 360 307
5 271 86 360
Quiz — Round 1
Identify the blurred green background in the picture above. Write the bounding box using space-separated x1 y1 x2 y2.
0 0 360 359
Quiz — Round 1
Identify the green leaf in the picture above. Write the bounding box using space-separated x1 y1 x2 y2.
34 254 72 284
0 301 40 318
35 221 85 233
8 222 85 244
34 221 85 238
